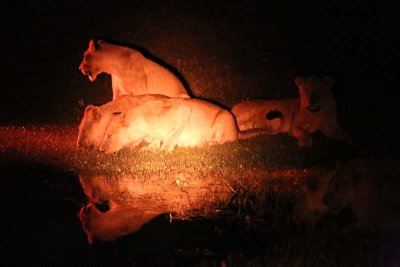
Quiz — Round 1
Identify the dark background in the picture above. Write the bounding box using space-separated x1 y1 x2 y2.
2 0 399 152
1 2 400 266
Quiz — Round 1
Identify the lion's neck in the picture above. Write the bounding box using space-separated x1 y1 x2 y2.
99 45 143 76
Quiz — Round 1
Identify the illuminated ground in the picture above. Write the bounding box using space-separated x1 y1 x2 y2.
2 1 399 265
2 123 399 266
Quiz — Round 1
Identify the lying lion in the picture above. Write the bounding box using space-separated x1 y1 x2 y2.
77 94 168 149
79 39 190 99
231 75 352 146
97 96 266 153
323 158 400 231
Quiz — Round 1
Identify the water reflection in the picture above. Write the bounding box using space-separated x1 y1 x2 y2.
77 173 232 243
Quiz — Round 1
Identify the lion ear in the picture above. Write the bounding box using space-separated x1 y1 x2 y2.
84 105 95 113
88 106 101 121
294 76 305 87
323 75 335 87
88 39 96 53
89 39 103 53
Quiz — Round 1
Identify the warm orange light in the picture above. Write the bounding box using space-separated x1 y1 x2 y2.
77 173 231 243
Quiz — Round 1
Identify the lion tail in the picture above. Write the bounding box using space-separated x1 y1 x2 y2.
237 116 284 140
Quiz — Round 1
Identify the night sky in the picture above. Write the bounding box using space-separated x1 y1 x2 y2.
1 2 400 265
2 0 399 150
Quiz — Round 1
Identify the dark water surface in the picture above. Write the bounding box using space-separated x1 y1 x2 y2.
2 1 399 266
0 159 253 266
1 157 399 267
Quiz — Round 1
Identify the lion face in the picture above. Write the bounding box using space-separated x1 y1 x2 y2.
79 39 103 81
77 105 110 149
295 75 335 113
323 164 357 212
99 113 128 154
293 173 332 224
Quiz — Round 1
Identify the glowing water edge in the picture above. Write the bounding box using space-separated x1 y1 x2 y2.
2 125 398 267
78 172 231 243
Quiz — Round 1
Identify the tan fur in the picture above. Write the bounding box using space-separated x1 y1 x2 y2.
323 158 400 231
79 203 160 244
293 171 333 224
98 96 265 153
98 97 240 153
79 39 190 99
76 94 168 149
231 75 352 146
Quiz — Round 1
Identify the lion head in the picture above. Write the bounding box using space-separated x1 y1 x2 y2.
295 75 335 113
98 112 130 154
323 159 372 213
77 104 111 149
293 172 333 224
79 39 106 82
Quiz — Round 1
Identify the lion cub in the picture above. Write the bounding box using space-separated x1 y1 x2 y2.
79 39 190 99
231 75 352 146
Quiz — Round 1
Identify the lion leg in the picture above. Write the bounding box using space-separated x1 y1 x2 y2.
160 105 192 152
291 127 312 147
111 78 123 100
127 138 146 149
142 139 162 151
211 111 238 144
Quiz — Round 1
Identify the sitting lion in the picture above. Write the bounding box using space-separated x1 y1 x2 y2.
79 39 190 99
231 75 352 146
323 158 400 231
98 96 265 153
77 94 168 149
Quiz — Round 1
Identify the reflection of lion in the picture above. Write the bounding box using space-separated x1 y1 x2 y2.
231 75 352 146
79 39 190 99
77 94 168 149
79 203 161 244
293 171 333 224
323 158 400 231
98 96 265 153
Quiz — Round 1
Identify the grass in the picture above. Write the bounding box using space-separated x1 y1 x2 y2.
2 2 398 265
2 124 394 267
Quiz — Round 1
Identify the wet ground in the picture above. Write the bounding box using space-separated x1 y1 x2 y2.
0 125 399 267
0 158 234 266
1 159 399 267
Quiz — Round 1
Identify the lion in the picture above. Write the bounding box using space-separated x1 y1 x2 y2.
98 96 266 153
79 203 161 244
77 94 168 149
231 75 352 146
323 158 400 231
79 39 190 99
293 171 333 225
